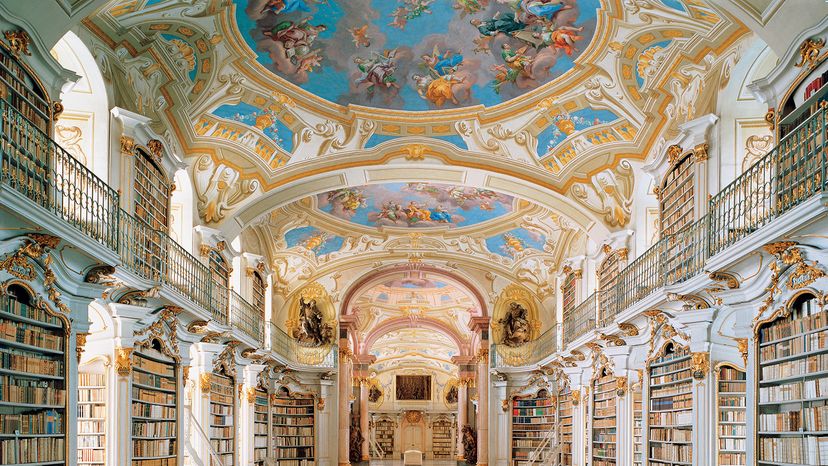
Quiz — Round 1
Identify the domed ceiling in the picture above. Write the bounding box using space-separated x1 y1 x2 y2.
235 0 601 111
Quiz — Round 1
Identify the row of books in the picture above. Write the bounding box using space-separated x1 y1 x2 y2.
759 404 828 431
513 407 553 416
133 420 176 437
272 416 313 425
276 446 314 458
79 419 105 433
132 402 175 418
0 375 64 405
0 347 63 376
650 411 692 425
593 433 616 443
211 404 233 416
650 393 692 411
651 358 690 376
0 298 62 327
210 425 233 438
133 355 175 378
720 424 746 436
649 426 691 442
720 394 747 407
0 436 64 463
760 377 828 402
79 387 105 402
0 409 62 435
650 443 692 463
759 299 825 343
132 386 175 405
513 416 555 424
0 319 63 351
759 436 828 465
719 437 746 450
271 398 314 406
719 410 746 422
79 373 105 386
78 404 105 419
761 334 806 360
133 438 176 457
132 371 175 391
761 353 828 381
514 398 554 407
133 458 176 466
719 381 747 393
78 434 105 448
273 425 314 435
77 449 105 463
650 383 691 399
276 436 314 447
651 369 691 386
273 406 314 415
594 419 616 428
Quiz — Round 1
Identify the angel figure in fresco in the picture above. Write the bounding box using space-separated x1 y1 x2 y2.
499 302 531 347
501 233 526 256
354 49 401 95
403 0 435 20
326 188 367 215
263 18 327 63
348 25 371 48
535 24 585 55
430 205 452 223
377 201 406 224
404 201 432 223
517 0 573 25
389 7 409 29
300 231 329 254
414 47 467 107
259 0 310 15
491 43 534 93
470 12 527 37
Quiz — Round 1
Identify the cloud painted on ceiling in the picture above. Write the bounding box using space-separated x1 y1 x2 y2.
284 225 344 255
382 278 448 289
536 107 619 156
211 102 295 152
234 0 601 111
317 182 514 229
486 227 546 257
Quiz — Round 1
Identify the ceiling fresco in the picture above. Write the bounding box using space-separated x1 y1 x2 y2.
284 225 345 256
485 227 547 258
317 182 516 229
234 0 601 111
370 329 459 373
212 101 295 152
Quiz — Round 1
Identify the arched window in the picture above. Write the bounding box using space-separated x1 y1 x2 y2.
659 147 694 236
209 250 229 322
252 271 266 320
134 148 170 230
597 252 621 326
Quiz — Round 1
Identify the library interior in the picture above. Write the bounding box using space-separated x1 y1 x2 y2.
0 0 827 465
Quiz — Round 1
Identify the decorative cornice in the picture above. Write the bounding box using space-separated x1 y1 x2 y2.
617 323 639 337
598 333 626 347
708 271 740 289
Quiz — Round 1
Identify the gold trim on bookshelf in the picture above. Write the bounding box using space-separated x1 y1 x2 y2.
120 135 136 154
615 376 628 397
691 352 709 379
709 271 740 289
735 338 748 367
134 306 181 361
693 143 709 163
3 30 31 56
76 332 89 363
200 373 212 392
115 347 132 376
666 144 684 166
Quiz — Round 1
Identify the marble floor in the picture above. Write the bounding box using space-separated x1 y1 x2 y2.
370 461 458 466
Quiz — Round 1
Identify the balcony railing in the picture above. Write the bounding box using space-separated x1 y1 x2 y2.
493 104 828 367
491 323 558 368
230 289 264 343
269 323 337 368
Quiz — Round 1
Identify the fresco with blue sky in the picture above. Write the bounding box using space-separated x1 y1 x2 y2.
233 0 601 111
317 182 514 229
284 226 344 256
486 227 546 257
211 101 295 152
536 107 619 156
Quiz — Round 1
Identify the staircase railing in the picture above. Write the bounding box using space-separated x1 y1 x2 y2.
525 428 559 466
184 404 225 466
369 435 385 459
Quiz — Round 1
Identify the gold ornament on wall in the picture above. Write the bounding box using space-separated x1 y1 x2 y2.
667 144 684 165
735 338 748 367
691 352 709 380
115 347 133 377
615 376 628 397
3 30 31 56
200 373 212 393
571 389 580 406
618 323 639 337
76 333 89 363
795 37 825 69
120 136 135 154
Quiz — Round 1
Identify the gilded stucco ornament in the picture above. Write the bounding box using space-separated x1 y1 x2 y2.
200 373 212 392
194 155 259 224
599 333 626 346
795 37 825 69
133 306 182 360
403 144 426 161
753 242 826 324
708 271 740 289
0 234 70 314
115 347 133 377
618 323 639 337
615 376 628 397
691 352 709 379
3 30 31 56
571 389 580 406
76 333 89 363
735 338 748 367
570 160 634 227
120 136 136 154
667 145 684 165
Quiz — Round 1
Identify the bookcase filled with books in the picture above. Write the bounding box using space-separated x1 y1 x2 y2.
558 384 573 466
431 416 453 459
756 292 828 465
648 342 692 466
253 386 269 466
210 370 235 466
272 387 315 465
131 343 178 466
717 364 746 466
78 364 107 466
633 379 643 466
0 286 68 465
374 417 395 459
512 389 556 466
592 368 617 466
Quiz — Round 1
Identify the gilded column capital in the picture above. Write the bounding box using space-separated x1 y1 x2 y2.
200 373 212 393
691 352 710 380
115 347 132 377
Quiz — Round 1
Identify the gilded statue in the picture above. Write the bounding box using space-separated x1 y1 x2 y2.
499 302 531 347
293 297 334 347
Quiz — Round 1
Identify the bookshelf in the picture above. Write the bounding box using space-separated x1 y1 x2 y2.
272 387 315 466
253 387 269 466
210 371 235 466
717 364 746 466
432 417 453 459
592 369 617 466
648 342 692 466
78 368 106 465
132 345 178 466
512 389 556 466
558 385 573 466
660 152 694 236
757 292 828 465
633 381 643 466
0 45 51 132
0 288 67 466
374 417 395 459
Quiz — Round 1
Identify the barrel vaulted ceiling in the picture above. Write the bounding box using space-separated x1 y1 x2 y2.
81 0 750 323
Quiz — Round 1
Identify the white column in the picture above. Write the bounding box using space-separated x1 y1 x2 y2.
338 348 353 466
318 377 337 466
239 364 266 466
477 348 490 466
360 379 370 461
456 380 468 460
189 342 224 462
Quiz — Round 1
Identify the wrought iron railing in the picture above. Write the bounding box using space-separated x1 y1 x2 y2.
563 294 597 348
269 323 337 368
0 99 119 249
230 289 264 343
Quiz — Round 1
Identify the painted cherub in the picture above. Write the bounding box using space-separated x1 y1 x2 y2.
348 24 371 48
535 24 584 55
389 7 409 29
